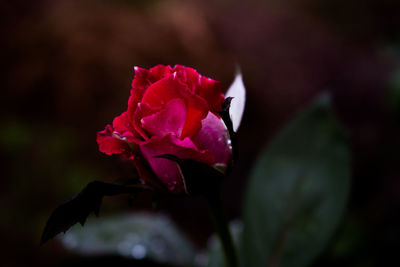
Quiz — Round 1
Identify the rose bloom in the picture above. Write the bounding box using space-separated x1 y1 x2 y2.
97 65 232 193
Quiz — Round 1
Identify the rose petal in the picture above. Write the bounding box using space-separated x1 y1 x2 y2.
180 104 206 139
173 65 224 113
131 155 166 190
192 112 232 165
141 76 183 108
131 66 150 90
173 65 198 90
96 125 129 155
128 67 151 120
141 98 187 137
148 65 173 82
141 74 211 139
132 103 160 141
140 135 214 193
111 112 139 143
175 78 209 138
112 112 130 132
198 76 224 112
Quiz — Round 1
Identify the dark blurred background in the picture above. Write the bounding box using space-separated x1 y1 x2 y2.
1 0 400 266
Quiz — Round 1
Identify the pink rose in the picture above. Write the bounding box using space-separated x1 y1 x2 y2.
97 65 232 193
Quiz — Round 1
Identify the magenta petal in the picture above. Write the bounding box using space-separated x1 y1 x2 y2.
192 112 232 165
141 98 187 138
139 135 214 193
132 103 160 141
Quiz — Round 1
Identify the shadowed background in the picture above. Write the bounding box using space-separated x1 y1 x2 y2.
1 0 399 266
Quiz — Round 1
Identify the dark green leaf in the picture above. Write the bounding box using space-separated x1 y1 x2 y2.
242 94 351 267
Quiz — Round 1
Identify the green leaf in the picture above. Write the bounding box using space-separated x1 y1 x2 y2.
242 94 351 267
59 213 196 266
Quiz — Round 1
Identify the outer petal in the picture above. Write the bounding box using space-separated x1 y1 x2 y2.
111 112 140 143
131 66 150 91
148 65 173 82
192 112 232 165
141 98 187 137
112 112 131 132
128 67 151 120
97 125 129 156
198 76 224 112
139 135 214 193
173 65 224 113
127 65 173 123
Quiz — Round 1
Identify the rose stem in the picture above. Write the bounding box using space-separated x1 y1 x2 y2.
206 188 238 267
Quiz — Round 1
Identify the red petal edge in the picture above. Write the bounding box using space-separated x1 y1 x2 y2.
96 125 129 156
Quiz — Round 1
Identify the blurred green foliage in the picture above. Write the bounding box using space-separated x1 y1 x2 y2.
59 213 196 266
241 95 350 267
